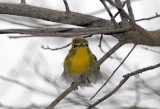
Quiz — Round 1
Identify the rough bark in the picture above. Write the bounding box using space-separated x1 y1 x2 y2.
0 3 159 46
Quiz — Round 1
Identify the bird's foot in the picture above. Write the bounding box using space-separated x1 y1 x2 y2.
87 77 91 83
79 74 91 84
79 74 85 83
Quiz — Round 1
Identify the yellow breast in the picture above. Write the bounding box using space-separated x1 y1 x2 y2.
69 47 90 75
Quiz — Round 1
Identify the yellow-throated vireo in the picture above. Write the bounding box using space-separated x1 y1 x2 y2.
61 38 103 86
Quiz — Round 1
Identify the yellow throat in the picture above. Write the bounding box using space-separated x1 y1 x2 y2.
69 47 91 75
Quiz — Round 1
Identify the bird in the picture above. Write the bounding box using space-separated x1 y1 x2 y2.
61 38 103 86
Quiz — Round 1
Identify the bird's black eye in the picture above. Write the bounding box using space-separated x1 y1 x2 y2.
73 44 78 48
86 44 88 47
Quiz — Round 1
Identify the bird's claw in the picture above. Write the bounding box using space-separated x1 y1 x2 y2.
79 74 85 83
79 74 91 83
87 77 91 83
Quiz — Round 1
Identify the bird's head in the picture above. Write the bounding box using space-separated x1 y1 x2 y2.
72 38 88 49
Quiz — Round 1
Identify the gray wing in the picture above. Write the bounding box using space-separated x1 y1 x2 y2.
61 70 79 84
93 54 100 69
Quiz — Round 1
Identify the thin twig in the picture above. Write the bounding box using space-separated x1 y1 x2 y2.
115 0 129 25
20 0 26 4
42 43 71 51
88 63 160 109
135 13 160 22
98 34 105 53
100 0 119 28
113 1 126 18
103 39 134 72
126 0 135 19
46 42 124 109
103 39 122 59
63 0 70 13
90 44 136 100
83 35 93 38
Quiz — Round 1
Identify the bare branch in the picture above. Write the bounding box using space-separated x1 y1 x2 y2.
20 0 26 4
0 3 108 28
63 0 70 13
115 0 129 26
135 13 160 22
88 63 160 109
126 0 135 19
0 3 160 46
42 43 71 51
98 34 105 53
90 44 136 100
3 28 160 46
113 1 126 18
2 27 132 38
100 0 119 28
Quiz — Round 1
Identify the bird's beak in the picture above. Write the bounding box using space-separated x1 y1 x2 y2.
78 42 85 47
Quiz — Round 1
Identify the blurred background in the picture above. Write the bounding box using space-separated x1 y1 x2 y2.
0 0 160 109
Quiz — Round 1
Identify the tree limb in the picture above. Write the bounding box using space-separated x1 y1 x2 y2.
0 3 160 46
136 13 160 22
88 63 160 109
0 26 132 38
0 3 109 28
